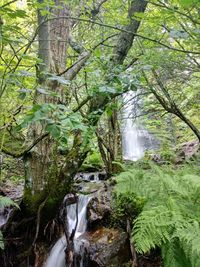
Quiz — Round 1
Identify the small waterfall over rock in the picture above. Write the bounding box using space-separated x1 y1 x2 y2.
44 194 91 267
122 91 156 161
75 172 106 182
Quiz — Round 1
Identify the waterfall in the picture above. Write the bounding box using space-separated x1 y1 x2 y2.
122 91 156 161
75 172 105 182
0 207 12 228
44 195 91 267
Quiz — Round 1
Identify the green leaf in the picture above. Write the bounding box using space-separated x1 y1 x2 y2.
180 0 198 7
0 196 19 209
45 124 61 139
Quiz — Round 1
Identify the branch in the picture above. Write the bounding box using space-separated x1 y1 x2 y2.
91 0 108 18
60 51 90 80
149 0 200 26
72 96 91 113
32 196 49 246
44 15 200 55
68 34 85 54
0 0 17 9
59 34 117 78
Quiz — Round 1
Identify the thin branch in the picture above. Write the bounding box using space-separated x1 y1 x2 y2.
32 197 49 246
149 0 200 26
59 34 117 77
72 96 91 113
1 133 49 158
0 0 17 9
45 16 200 55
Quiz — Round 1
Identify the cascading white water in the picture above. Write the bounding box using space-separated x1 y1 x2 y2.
44 195 91 267
122 91 155 161
75 172 104 182
67 195 90 238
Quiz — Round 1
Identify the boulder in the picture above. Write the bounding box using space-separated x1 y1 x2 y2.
63 193 77 206
83 227 131 267
87 184 111 229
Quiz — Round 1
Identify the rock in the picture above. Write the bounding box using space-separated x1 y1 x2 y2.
83 227 131 267
63 193 78 206
176 140 199 162
75 171 107 182
87 184 111 229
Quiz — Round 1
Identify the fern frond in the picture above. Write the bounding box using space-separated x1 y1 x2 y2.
115 163 200 266
175 221 200 267
0 196 19 209
162 240 192 267
133 205 172 253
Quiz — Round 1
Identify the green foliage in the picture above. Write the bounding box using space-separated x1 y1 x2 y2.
115 163 200 267
83 151 103 169
0 196 19 209
15 103 89 148
0 196 19 250
112 192 145 229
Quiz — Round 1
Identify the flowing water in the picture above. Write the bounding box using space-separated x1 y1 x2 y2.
44 194 91 267
122 91 156 161
44 91 157 266
0 208 11 228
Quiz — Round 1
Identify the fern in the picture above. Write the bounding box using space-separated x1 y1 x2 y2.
0 196 19 209
133 205 172 253
115 163 200 267
174 221 200 267
0 196 19 250
162 240 192 267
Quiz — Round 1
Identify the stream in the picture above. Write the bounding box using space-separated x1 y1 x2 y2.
43 91 157 267
44 194 91 267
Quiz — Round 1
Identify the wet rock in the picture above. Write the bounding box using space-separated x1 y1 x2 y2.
87 184 111 229
63 193 77 206
98 172 107 181
0 180 24 229
75 171 107 182
83 227 131 267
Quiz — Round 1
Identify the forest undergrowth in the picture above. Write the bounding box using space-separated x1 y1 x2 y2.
114 155 200 267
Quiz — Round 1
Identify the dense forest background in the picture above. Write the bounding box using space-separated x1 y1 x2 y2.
0 0 199 266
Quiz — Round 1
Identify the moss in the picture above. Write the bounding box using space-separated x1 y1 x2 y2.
82 151 104 171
